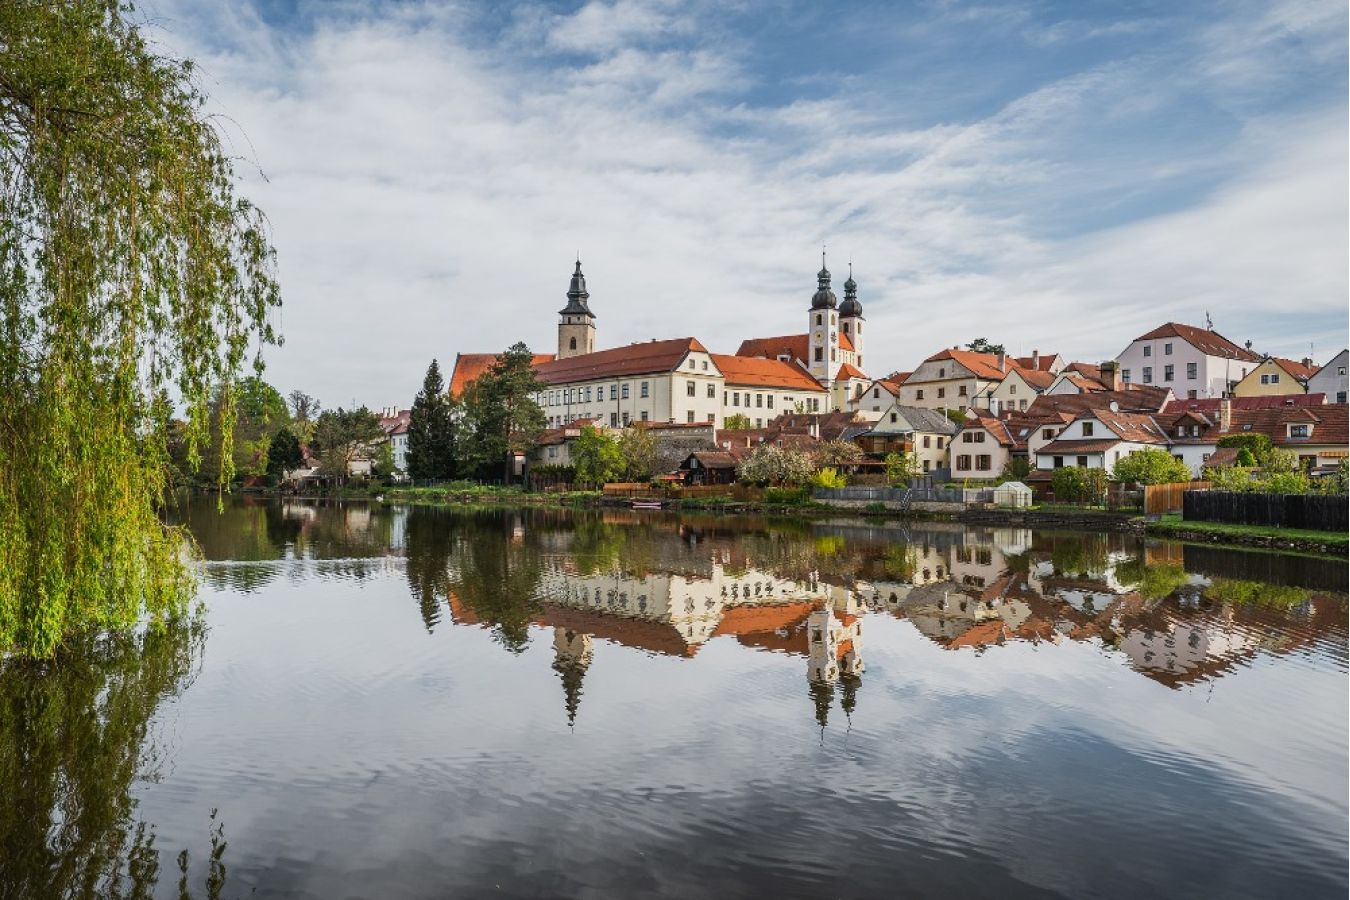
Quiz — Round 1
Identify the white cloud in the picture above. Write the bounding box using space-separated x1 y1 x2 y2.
145 0 1346 406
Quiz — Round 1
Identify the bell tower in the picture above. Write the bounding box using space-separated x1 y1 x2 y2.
838 262 864 369
807 251 838 387
557 259 596 359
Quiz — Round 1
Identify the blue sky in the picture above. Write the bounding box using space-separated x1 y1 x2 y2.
147 0 1347 407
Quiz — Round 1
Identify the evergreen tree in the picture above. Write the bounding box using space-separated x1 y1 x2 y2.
459 343 546 482
407 358 456 480
266 427 304 484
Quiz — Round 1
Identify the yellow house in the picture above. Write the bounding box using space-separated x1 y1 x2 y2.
1232 357 1316 397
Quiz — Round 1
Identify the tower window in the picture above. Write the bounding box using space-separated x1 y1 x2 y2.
816 314 822 325
814 347 823 362
569 337 577 350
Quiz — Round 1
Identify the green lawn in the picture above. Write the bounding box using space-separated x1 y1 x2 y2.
1150 513 1347 549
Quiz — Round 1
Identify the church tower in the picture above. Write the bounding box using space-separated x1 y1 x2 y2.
807 252 839 387
838 263 864 370
557 259 596 359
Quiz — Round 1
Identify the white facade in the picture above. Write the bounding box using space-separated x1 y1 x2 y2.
1307 349 1348 404
1115 329 1254 399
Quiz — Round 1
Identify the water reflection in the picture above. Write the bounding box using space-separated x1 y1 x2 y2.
0 617 228 899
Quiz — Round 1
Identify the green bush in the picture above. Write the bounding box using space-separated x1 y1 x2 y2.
1051 466 1107 504
1216 433 1274 466
765 486 810 505
1111 448 1191 485
811 467 847 489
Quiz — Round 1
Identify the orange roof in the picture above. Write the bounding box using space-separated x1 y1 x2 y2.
922 347 1012 381
533 337 707 384
711 602 816 638
1268 357 1317 382
449 352 555 398
1132 322 1259 362
835 362 867 381
947 620 1008 649
737 330 854 362
1010 367 1056 390
710 353 826 392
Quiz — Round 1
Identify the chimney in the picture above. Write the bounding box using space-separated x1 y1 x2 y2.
1031 349 1040 370
996 350 1006 371
1100 360 1122 391
1301 357 1313 369
809 418 819 440
1219 397 1231 433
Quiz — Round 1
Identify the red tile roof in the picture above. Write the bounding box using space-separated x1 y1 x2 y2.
835 362 867 381
534 337 707 384
737 330 854 361
1011 368 1056 390
710 353 826 392
450 352 555 398
1160 393 1326 414
922 348 1013 381
1091 410 1169 443
1038 438 1138 454
1013 354 1059 372
1268 357 1318 382
1132 322 1259 362
1027 387 1172 418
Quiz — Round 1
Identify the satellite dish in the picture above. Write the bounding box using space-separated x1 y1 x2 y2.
1109 400 1120 413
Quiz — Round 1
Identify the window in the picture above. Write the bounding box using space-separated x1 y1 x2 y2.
1018 399 1027 410
938 367 946 378
702 360 708 371
610 413 618 427
1164 364 1174 382
1042 428 1055 440
814 347 823 362
890 412 897 423
937 437 945 449
816 314 822 325
688 359 695 369
1339 366 1347 376
1082 422 1094 437
1190 425 1200 437
687 411 695 423
569 337 577 350
1143 346 1152 357
610 385 618 400
1290 424 1309 438
958 385 967 397
957 454 972 470
1260 374 1269 385
937 387 946 399
732 393 739 407
1077 455 1088 467
1009 384 1017 395
621 383 630 399
1187 362 1197 379
640 411 649 422
766 395 774 409
640 381 649 398
975 455 992 471
756 394 763 408
707 384 715 398
756 418 763 428
873 387 880 398
1122 369 1131 383
1339 391 1347 404
1143 366 1152 383
916 389 925 400
922 459 931 472
1164 342 1173 356
923 435 931 448
1271 373 1280 383
687 381 696 397
622 412 630 425
548 446 557 459
1053 455 1064 468
585 387 592 401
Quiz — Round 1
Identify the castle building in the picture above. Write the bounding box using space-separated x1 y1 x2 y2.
448 256 872 429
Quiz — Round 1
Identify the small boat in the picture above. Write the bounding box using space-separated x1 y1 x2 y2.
630 500 664 510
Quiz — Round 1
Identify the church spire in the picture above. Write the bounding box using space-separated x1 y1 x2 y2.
559 259 594 317
811 250 836 310
839 261 863 318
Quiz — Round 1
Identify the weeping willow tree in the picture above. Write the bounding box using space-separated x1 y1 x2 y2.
0 2 280 657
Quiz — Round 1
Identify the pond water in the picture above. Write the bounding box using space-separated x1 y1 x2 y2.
2 499 1346 899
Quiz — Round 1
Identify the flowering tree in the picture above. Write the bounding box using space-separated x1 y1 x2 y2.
736 444 815 486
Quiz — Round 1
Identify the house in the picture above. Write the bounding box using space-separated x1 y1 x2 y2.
1162 401 1349 475
847 372 908 421
1307 349 1348 405
710 353 828 428
377 408 411 474
678 449 745 485
831 363 871 415
951 415 1017 479
1044 361 1121 395
898 347 1015 413
857 405 957 473
1232 357 1316 398
530 418 604 468
985 366 1056 414
1114 322 1259 399
1033 408 1170 472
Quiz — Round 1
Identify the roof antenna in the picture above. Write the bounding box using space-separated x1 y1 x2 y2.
1205 311 1213 330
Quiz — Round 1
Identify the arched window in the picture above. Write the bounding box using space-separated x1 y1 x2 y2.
816 314 822 325
569 337 577 350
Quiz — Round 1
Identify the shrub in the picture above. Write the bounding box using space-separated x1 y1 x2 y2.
1051 466 1107 504
1111 448 1191 485
736 444 815 486
883 452 920 487
1216 433 1274 466
1001 457 1031 480
765 486 810 505
811 467 847 489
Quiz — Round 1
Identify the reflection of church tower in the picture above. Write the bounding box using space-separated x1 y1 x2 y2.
809 679 835 729
807 605 839 684
551 628 593 726
558 260 596 359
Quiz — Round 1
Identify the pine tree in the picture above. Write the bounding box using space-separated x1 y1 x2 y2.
459 343 546 482
407 359 455 480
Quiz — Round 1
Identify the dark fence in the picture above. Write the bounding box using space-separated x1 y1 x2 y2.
1183 491 1347 532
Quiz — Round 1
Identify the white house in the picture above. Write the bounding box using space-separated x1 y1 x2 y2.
1114 322 1259 400
1033 408 1170 472
1307 349 1348 405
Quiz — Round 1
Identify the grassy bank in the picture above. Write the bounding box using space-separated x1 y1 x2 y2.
1146 513 1346 557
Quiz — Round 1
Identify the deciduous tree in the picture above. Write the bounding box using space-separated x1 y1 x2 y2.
571 426 625 486
1111 448 1191 485
0 3 280 656
312 407 384 481
884 452 921 486
618 426 657 481
458 343 545 482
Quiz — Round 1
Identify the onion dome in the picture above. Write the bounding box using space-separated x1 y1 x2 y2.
839 263 863 318
558 259 595 317
810 252 836 310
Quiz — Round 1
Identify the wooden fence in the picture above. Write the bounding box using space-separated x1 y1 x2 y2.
1183 490 1347 531
1143 480 1211 515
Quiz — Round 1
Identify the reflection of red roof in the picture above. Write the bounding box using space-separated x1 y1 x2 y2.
450 352 555 398
947 620 1007 649
711 353 826 392
712 602 815 638
536 604 698 657
1132 322 1259 361
535 338 708 384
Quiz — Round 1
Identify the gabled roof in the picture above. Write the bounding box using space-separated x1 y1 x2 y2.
921 348 1012 381
1131 322 1259 362
1027 386 1172 418
835 362 867 381
1160 393 1326 414
1090 410 1169 444
1229 405 1347 447
1266 357 1318 382
534 337 707 384
887 405 958 435
1013 353 1060 372
1009 367 1056 390
887 371 912 386
450 352 555 398
959 416 1015 447
1038 438 1138 454
378 409 411 436
710 353 826 392
766 411 863 442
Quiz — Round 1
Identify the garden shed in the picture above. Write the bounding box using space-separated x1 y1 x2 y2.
993 481 1033 508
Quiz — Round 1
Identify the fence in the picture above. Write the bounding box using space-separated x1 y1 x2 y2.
813 485 966 504
1143 480 1211 515
1183 490 1347 532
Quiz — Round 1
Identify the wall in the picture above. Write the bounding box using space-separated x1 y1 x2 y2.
951 427 1009 479
1116 337 1252 399
1307 350 1348 403
1233 359 1307 397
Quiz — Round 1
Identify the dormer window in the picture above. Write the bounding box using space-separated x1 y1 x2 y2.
1082 422 1094 437
1290 424 1310 439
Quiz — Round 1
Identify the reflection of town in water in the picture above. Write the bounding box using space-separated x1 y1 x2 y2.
171 500 1348 728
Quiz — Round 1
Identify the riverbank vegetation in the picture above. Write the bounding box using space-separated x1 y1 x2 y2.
0 4 279 656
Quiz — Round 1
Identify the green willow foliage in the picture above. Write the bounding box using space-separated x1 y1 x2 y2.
0 3 280 656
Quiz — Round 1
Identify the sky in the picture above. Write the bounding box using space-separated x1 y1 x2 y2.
143 0 1348 409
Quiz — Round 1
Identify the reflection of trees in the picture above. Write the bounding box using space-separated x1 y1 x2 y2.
1048 533 1110 578
0 617 226 898
1115 559 1189 600
1205 578 1311 610
450 514 545 653
405 507 457 632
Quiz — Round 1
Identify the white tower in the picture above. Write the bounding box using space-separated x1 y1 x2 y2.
807 252 839 388
557 259 596 359
838 263 864 370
